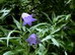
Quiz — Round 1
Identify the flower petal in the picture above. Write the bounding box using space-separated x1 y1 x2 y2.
27 22 32 26
26 34 40 45
22 13 30 18
23 22 27 25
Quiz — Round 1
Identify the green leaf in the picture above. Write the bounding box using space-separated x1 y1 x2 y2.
52 12 56 20
65 42 74 52
0 37 19 40
0 8 11 20
51 38 59 47
51 24 67 34
3 51 14 55
7 30 15 47
12 16 21 30
64 51 68 55
0 26 9 36
41 35 52 42
66 0 72 5
41 12 52 24
36 44 47 55
65 14 71 20
22 26 26 32
30 23 50 30
51 52 58 55
53 15 65 23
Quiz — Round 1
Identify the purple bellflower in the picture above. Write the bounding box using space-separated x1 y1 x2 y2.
26 34 40 45
21 13 37 26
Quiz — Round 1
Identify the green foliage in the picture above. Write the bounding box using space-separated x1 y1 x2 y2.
0 0 75 55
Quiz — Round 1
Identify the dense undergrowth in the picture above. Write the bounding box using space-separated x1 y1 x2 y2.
0 0 75 55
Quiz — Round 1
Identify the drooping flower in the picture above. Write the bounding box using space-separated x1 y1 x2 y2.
26 34 40 45
21 13 37 26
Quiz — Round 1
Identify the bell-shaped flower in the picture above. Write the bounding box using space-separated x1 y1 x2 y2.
26 34 40 45
21 13 37 26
